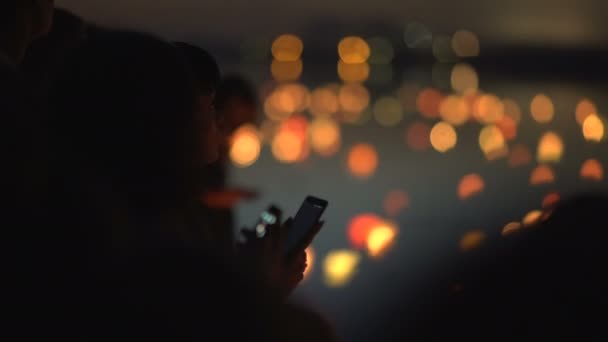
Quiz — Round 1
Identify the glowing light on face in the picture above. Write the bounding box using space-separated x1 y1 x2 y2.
303 246 315 280
430 121 457 153
338 36 371 64
530 165 556 185
530 94 554 123
323 250 361 288
458 174 485 200
580 159 604 181
271 34 304 62
460 230 486 252
347 143 379 179
229 124 261 168
537 132 564 163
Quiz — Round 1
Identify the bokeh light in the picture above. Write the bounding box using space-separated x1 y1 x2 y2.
582 114 604 142
272 130 304 163
430 121 457 153
460 230 486 252
495 116 518 141
348 214 383 249
338 36 371 64
502 222 522 236
347 143 379 179
337 61 370 83
542 192 561 209
530 94 555 123
439 95 470 126
417 88 443 119
271 34 304 62
479 125 506 160
530 165 556 185
373 96 403 127
403 22 432 48
323 250 361 288
523 210 543 226
280 83 310 112
508 144 532 168
576 98 598 125
502 98 522 124
452 30 480 57
458 173 485 200
230 124 261 168
537 132 564 163
367 222 398 258
580 158 604 181
310 87 339 117
271 59 303 82
451 63 479 94
339 83 370 121
367 36 394 64
303 246 315 280
432 35 457 63
384 190 410 217
406 122 432 151
264 89 295 121
310 118 341 157
474 94 504 124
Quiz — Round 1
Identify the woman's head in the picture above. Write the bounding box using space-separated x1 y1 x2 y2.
51 30 202 210
1 0 55 63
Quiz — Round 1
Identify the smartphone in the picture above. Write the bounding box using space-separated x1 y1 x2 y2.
285 196 328 259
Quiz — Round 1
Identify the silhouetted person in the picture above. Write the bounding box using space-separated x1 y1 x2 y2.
0 0 54 66
383 193 608 341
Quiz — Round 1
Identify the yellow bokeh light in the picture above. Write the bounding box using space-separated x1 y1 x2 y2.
474 94 504 124
580 158 604 181
458 173 485 200
338 36 371 64
337 61 370 83
384 190 410 217
530 165 556 185
406 121 432 152
502 98 522 124
508 144 532 168
582 114 604 142
310 87 339 117
229 124 261 168
530 94 554 123
271 59 303 82
452 30 480 57
367 36 394 64
542 192 561 209
366 223 398 259
310 118 341 157
479 125 506 159
537 132 564 163
303 246 315 280
417 88 443 119
576 98 598 125
339 83 370 120
272 130 304 163
440 95 470 126
523 210 543 226
373 96 403 127
451 63 479 94
271 34 304 62
460 230 486 252
430 121 457 153
323 250 360 288
347 143 379 179
502 222 522 236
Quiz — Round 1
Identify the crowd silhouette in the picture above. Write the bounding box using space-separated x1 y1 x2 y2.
2 2 607 341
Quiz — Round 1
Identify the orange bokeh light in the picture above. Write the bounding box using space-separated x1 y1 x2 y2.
430 121 457 153
347 143 379 179
303 246 315 280
338 36 371 64
440 95 470 126
417 88 443 119
337 61 370 83
450 63 478 94
542 192 561 209
229 124 261 168
582 114 604 142
310 118 341 157
479 125 506 159
348 214 383 249
496 115 518 141
458 173 485 200
576 98 597 125
523 210 543 226
502 98 522 124
508 144 533 168
580 158 604 181
460 230 486 252
530 165 556 185
310 87 339 117
406 122 432 152
502 222 522 236
383 190 410 217
530 94 554 123
537 132 564 163
474 94 504 124
339 83 370 118
271 34 304 62
272 130 304 163
271 59 303 82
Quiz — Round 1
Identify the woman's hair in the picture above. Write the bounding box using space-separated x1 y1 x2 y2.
174 42 220 95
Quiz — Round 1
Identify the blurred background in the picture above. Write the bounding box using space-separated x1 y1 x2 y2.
58 1 608 340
